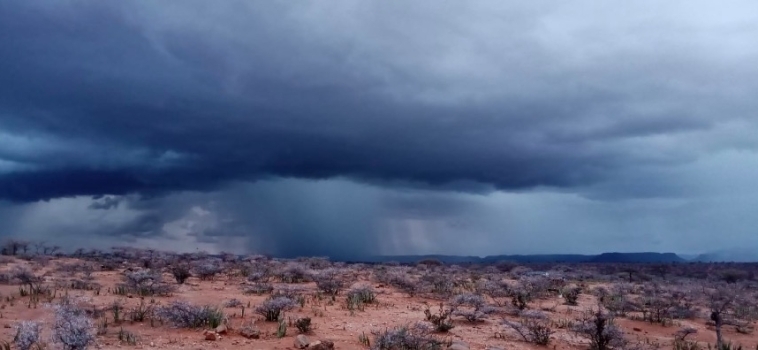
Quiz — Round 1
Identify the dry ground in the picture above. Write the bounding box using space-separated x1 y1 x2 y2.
0 256 756 350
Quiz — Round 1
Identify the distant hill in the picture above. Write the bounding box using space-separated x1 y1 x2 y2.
588 252 684 263
692 248 758 262
356 252 685 264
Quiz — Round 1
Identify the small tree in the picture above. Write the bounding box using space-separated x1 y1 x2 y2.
449 293 496 323
255 297 297 322
193 259 223 281
574 309 626 350
171 265 191 284
313 268 344 296
14 321 41 350
503 310 554 345
52 302 95 350
702 283 756 348
122 269 173 296
157 301 225 328
424 303 455 332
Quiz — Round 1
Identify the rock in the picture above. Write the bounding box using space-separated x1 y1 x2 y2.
633 327 642 332
3 324 11 329
215 324 228 335
204 331 219 341
239 326 260 339
449 340 469 350
295 334 310 349
308 340 335 350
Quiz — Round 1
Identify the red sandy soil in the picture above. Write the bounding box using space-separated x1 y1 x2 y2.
0 257 756 350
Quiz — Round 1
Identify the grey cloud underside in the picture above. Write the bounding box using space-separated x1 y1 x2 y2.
4 1 758 259
3 1 758 202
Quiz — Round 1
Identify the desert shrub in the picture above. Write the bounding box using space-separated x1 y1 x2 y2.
170 265 191 284
597 284 637 317
372 323 444 350
109 300 124 323
255 296 298 322
510 266 533 277
346 285 376 311
393 276 420 297
574 310 626 350
375 267 419 297
673 339 701 350
417 259 444 267
295 317 312 333
511 288 533 310
244 282 274 295
313 268 344 296
494 261 517 272
519 275 552 299
121 269 173 296
52 302 95 350
478 279 512 307
297 256 332 269
674 327 698 342
503 310 553 345
421 273 455 298
129 299 153 322
449 293 496 322
14 321 41 350
2 239 29 256
347 285 377 304
562 286 582 306
423 303 454 332
157 301 225 328
11 266 42 290
247 263 272 283
117 328 139 345
638 284 695 324
719 269 750 284
277 262 310 283
193 259 223 281
224 298 243 308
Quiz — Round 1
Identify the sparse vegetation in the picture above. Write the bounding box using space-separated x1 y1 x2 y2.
503 310 554 345
372 324 444 350
574 310 626 350
0 243 754 350
52 301 95 350
14 321 41 350
157 301 225 328
449 293 496 322
255 296 298 322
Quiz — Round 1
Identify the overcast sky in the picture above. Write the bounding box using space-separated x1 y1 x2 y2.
1 1 758 259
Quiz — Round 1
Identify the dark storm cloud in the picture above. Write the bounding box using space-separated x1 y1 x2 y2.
3 1 756 203
2 1 758 258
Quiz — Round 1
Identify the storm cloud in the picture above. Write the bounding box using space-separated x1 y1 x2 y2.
1 1 758 258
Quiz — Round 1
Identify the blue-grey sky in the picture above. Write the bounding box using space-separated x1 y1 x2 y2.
2 1 758 259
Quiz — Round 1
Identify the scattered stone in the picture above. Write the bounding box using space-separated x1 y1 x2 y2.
633 327 642 332
240 326 261 339
449 340 469 350
308 340 335 350
3 324 11 329
295 334 310 349
215 324 228 335
204 330 219 341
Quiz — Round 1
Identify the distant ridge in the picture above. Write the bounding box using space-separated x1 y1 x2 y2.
355 252 685 264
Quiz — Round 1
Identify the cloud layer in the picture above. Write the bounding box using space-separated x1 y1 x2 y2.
1 1 758 257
